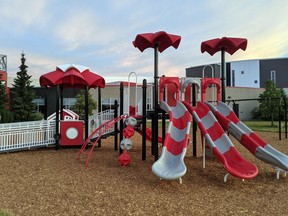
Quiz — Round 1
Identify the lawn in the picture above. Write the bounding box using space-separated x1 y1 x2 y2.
243 120 286 133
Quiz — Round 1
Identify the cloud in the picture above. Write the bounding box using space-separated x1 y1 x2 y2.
53 4 134 51
0 0 49 32
2 47 69 77
1 0 288 82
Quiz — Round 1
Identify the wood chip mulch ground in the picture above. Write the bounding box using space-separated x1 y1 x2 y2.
0 131 288 216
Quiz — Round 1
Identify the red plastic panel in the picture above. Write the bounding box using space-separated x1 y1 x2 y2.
206 122 225 141
165 134 189 156
249 132 267 148
223 147 258 179
171 111 191 130
240 134 258 154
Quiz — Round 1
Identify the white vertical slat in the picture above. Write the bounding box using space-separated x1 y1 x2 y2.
0 120 56 152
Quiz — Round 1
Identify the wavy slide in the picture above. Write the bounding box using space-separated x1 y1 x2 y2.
206 101 288 178
183 101 258 181
152 100 191 183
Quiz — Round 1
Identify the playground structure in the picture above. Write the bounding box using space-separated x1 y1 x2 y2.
1 32 288 184
75 72 288 183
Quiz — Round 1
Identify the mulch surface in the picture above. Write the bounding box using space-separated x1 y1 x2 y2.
0 131 288 216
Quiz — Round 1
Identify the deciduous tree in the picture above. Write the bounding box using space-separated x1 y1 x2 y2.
258 80 287 126
71 89 97 117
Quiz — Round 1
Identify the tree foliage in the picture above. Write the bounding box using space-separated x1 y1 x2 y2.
10 53 36 122
0 73 12 123
71 89 97 117
258 80 287 125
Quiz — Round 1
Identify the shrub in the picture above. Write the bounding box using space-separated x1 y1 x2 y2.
251 107 261 120
29 112 44 121
0 109 14 123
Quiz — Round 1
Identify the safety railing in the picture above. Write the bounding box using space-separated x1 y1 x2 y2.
88 109 115 136
0 120 56 153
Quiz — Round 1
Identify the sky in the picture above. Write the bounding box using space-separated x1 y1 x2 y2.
1 0 288 82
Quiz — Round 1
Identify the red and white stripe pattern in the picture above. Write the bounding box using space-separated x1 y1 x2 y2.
207 101 288 171
183 101 258 180
152 100 191 181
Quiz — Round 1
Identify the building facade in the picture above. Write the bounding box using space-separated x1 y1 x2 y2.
186 58 288 120
186 57 288 89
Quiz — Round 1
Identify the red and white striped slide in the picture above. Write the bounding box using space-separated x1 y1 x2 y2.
183 101 258 182
152 100 191 183
206 101 288 179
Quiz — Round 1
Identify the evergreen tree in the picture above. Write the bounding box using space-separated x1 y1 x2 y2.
0 73 9 123
258 80 287 126
10 52 36 122
71 90 97 117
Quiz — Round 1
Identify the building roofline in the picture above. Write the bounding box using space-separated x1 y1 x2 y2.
186 57 288 70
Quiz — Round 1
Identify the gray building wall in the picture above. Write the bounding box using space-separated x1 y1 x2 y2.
186 64 221 79
186 58 288 89
260 58 288 88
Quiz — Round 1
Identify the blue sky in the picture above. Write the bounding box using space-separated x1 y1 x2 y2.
1 0 288 80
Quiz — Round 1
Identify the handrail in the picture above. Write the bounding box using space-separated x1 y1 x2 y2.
128 72 138 115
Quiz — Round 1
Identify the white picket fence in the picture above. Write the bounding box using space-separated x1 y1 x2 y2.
0 120 56 153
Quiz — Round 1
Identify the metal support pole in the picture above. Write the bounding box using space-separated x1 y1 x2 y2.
192 84 197 157
114 100 118 151
162 86 166 147
84 86 89 141
221 48 226 102
97 87 102 147
60 85 63 121
142 79 147 160
152 44 159 161
284 97 287 139
44 86 48 120
119 82 124 155
55 85 60 150
279 103 282 141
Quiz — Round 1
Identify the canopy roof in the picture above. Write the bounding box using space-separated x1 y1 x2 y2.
201 37 247 56
39 64 105 88
133 31 181 53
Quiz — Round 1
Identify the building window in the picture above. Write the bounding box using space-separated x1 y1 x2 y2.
102 98 119 111
63 98 77 109
33 98 45 112
241 71 244 74
232 70 235 87
271 70 276 84
102 98 119 105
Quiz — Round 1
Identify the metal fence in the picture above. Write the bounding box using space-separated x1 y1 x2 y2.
0 120 56 153
88 109 115 137
0 109 117 153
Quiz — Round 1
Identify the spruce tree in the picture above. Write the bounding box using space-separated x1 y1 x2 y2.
0 73 8 122
10 52 36 122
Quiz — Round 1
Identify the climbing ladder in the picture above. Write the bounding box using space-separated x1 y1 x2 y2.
77 115 127 168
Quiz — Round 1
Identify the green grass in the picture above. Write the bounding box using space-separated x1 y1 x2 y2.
146 119 284 133
0 209 12 216
243 120 282 132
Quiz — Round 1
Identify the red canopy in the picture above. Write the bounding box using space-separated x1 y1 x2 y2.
201 37 247 56
39 64 105 88
133 31 181 53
